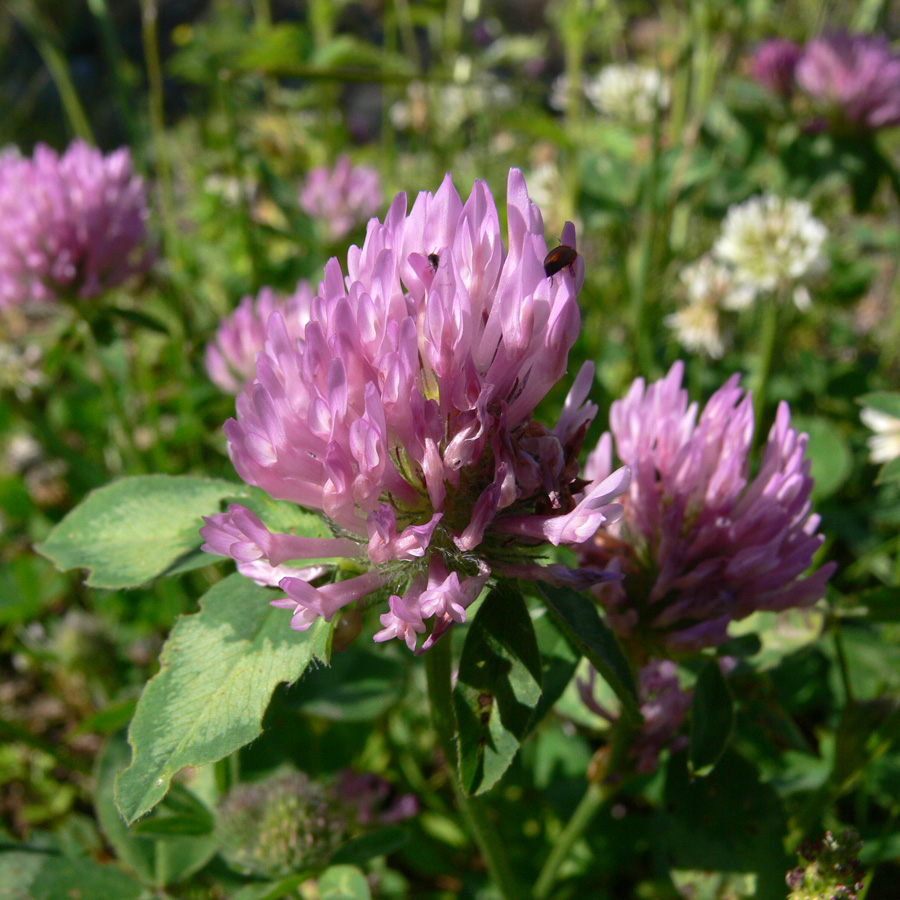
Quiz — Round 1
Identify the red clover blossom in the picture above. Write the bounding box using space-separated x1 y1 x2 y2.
205 282 315 394
0 140 151 308
578 362 835 655
300 155 383 242
201 169 629 651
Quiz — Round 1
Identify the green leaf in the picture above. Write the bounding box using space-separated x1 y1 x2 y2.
231 874 313 900
95 734 217 886
526 612 580 736
0 850 144 900
35 475 252 588
329 826 409 866
831 699 900 794
286 646 408 721
318 864 372 900
663 750 790 898
859 586 900 621
236 23 312 73
876 455 900 485
102 305 171 335
790 416 852 500
453 585 543 795
689 660 734 777
131 784 215 836
115 574 331 824
859 391 900 420
537 583 639 724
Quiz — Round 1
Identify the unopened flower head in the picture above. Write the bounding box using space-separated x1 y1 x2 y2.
205 282 315 394
713 194 827 301
751 39 802 98
0 141 152 308
300 155 383 242
217 771 347 878
202 169 630 652
578 362 835 654
579 658 691 774
786 830 864 900
796 32 900 131
860 405 900 465
585 64 670 125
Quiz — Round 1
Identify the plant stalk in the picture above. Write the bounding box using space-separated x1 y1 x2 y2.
14 10 94 142
423 637 521 900
751 295 781 442
533 780 609 899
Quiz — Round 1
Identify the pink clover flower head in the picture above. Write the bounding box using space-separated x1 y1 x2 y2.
579 659 691 774
300 155 383 242
202 169 629 651
0 140 152 309
796 32 900 130
578 361 835 655
751 38 802 98
205 281 315 393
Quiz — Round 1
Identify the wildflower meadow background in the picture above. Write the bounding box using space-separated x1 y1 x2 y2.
1 1 900 898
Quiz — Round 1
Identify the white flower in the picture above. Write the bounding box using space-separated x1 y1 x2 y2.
665 301 725 358
679 254 756 311
713 195 828 301
4 432 42 473
0 341 45 400
550 73 581 112
861 407 900 465
585 64 670 125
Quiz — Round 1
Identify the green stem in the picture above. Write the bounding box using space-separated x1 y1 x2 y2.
874 141 900 368
75 314 145 473
139 0 178 270
423 638 521 900
393 0 421 75
15 11 94 142
85 0 140 148
855 802 899 900
252 0 273 29
831 615 856 706
751 296 781 442
631 109 662 376
533 780 609 900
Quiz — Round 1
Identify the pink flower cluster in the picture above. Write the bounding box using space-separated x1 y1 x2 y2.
300 156 383 242
202 169 629 651
0 140 151 308
205 282 315 394
579 362 835 654
751 32 900 131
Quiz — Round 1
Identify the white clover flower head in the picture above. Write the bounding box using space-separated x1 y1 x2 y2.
550 73 585 112
713 195 828 300
860 407 900 465
585 64 670 125
679 254 756 311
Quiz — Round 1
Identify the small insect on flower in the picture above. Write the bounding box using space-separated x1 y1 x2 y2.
427 252 440 271
543 243 579 278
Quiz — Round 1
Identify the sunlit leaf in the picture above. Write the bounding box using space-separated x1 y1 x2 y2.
115 574 331 823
